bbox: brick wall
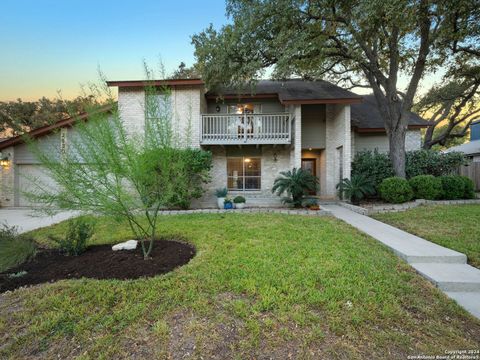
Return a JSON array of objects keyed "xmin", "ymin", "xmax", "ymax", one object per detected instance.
[{"xmin": 0, "ymin": 146, "xmax": 15, "ymax": 207}]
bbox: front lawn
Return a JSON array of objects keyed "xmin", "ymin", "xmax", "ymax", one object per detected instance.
[
  {"xmin": 1, "ymin": 213, "xmax": 479, "ymax": 359},
  {"xmin": 374, "ymin": 204, "xmax": 480, "ymax": 268}
]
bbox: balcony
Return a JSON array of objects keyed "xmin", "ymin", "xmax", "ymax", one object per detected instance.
[{"xmin": 200, "ymin": 113, "xmax": 292, "ymax": 145}]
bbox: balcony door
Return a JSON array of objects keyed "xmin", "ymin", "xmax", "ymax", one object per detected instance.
[
  {"xmin": 227, "ymin": 104, "xmax": 262, "ymax": 138},
  {"xmin": 301, "ymin": 158, "xmax": 317, "ymax": 195}
]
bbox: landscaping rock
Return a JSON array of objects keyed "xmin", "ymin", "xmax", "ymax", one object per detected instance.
[{"xmin": 112, "ymin": 240, "xmax": 138, "ymax": 251}]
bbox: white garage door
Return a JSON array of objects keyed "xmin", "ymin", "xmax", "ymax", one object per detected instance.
[{"xmin": 17, "ymin": 165, "xmax": 58, "ymax": 207}]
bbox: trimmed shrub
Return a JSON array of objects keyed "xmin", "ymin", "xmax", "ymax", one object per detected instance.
[
  {"xmin": 439, "ymin": 175, "xmax": 465, "ymax": 200},
  {"xmin": 351, "ymin": 150, "xmax": 394, "ymax": 191},
  {"xmin": 459, "ymin": 176, "xmax": 476, "ymax": 199},
  {"xmin": 406, "ymin": 150, "xmax": 466, "ymax": 178},
  {"xmin": 379, "ymin": 177, "xmax": 413, "ymax": 203},
  {"xmin": 233, "ymin": 195, "xmax": 246, "ymax": 203},
  {"xmin": 408, "ymin": 175, "xmax": 443, "ymax": 200}
]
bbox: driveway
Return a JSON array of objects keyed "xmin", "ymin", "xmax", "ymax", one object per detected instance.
[{"xmin": 0, "ymin": 209, "xmax": 79, "ymax": 233}]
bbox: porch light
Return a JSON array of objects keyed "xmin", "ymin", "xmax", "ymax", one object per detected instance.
[
  {"xmin": 244, "ymin": 158, "xmax": 251, "ymax": 163},
  {"xmin": 0, "ymin": 154, "xmax": 10, "ymax": 169}
]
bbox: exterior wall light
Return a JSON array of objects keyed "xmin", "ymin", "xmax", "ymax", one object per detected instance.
[{"xmin": 0, "ymin": 152, "xmax": 11, "ymax": 169}]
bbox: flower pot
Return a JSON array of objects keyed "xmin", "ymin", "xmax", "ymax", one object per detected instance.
[
  {"xmin": 217, "ymin": 197, "xmax": 225, "ymax": 209},
  {"xmin": 224, "ymin": 202, "xmax": 233, "ymax": 209},
  {"xmin": 235, "ymin": 202, "xmax": 245, "ymax": 209}
]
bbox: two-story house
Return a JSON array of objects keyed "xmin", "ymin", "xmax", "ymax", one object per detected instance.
[{"xmin": 0, "ymin": 78, "xmax": 428, "ymax": 207}]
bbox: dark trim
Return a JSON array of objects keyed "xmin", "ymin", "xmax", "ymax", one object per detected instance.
[
  {"xmin": 281, "ymin": 98, "xmax": 362, "ymax": 105},
  {"xmin": 107, "ymin": 79, "xmax": 204, "ymax": 87},
  {"xmin": 205, "ymin": 93, "xmax": 279, "ymax": 101},
  {"xmin": 0, "ymin": 105, "xmax": 113, "ymax": 151},
  {"xmin": 354, "ymin": 124, "xmax": 427, "ymax": 133}
]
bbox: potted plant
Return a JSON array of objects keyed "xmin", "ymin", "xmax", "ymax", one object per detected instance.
[
  {"xmin": 233, "ymin": 195, "xmax": 246, "ymax": 209},
  {"xmin": 224, "ymin": 196, "xmax": 233, "ymax": 209},
  {"xmin": 215, "ymin": 188, "xmax": 228, "ymax": 209}
]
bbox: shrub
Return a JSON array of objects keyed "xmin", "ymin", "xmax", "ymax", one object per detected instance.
[
  {"xmin": 233, "ymin": 195, "xmax": 246, "ymax": 203},
  {"xmin": 408, "ymin": 175, "xmax": 442, "ymax": 200},
  {"xmin": 215, "ymin": 188, "xmax": 228, "ymax": 198},
  {"xmin": 352, "ymin": 150, "xmax": 394, "ymax": 191},
  {"xmin": 439, "ymin": 175, "xmax": 465, "ymax": 200},
  {"xmin": 0, "ymin": 224, "xmax": 36, "ymax": 272},
  {"xmin": 302, "ymin": 198, "xmax": 318, "ymax": 208},
  {"xmin": 406, "ymin": 150, "xmax": 466, "ymax": 178},
  {"xmin": 52, "ymin": 217, "xmax": 95, "ymax": 256},
  {"xmin": 336, "ymin": 174, "xmax": 376, "ymax": 205},
  {"xmin": 379, "ymin": 177, "xmax": 413, "ymax": 203},
  {"xmin": 272, "ymin": 168, "xmax": 319, "ymax": 207},
  {"xmin": 459, "ymin": 176, "xmax": 476, "ymax": 199}
]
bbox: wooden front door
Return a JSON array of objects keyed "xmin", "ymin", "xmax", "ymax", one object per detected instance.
[{"xmin": 301, "ymin": 158, "xmax": 317, "ymax": 195}]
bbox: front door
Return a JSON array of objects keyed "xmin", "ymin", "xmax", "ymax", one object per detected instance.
[{"xmin": 301, "ymin": 158, "xmax": 317, "ymax": 195}]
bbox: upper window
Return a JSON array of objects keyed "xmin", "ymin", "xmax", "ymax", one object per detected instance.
[{"xmin": 227, "ymin": 157, "xmax": 261, "ymax": 191}]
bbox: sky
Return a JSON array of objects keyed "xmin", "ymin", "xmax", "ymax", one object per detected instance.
[{"xmin": 0, "ymin": 0, "xmax": 227, "ymax": 101}]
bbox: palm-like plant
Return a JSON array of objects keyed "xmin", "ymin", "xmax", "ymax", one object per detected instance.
[
  {"xmin": 336, "ymin": 174, "xmax": 375, "ymax": 205},
  {"xmin": 272, "ymin": 168, "xmax": 318, "ymax": 207}
]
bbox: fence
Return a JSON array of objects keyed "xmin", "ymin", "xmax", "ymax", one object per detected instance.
[{"xmin": 459, "ymin": 162, "xmax": 480, "ymax": 191}]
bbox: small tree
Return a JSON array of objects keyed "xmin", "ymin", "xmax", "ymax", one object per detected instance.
[
  {"xmin": 272, "ymin": 168, "xmax": 318, "ymax": 207},
  {"xmin": 24, "ymin": 69, "xmax": 212, "ymax": 259}
]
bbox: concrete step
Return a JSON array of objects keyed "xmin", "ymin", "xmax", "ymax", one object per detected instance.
[
  {"xmin": 445, "ymin": 292, "xmax": 480, "ymax": 319},
  {"xmin": 412, "ymin": 263, "xmax": 480, "ymax": 292},
  {"xmin": 322, "ymin": 205, "xmax": 467, "ymax": 264}
]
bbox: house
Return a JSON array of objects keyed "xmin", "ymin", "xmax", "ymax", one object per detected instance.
[
  {"xmin": 0, "ymin": 79, "xmax": 428, "ymax": 208},
  {"xmin": 445, "ymin": 120, "xmax": 480, "ymax": 162}
]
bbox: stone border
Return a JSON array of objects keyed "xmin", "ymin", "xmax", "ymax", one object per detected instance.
[
  {"xmin": 155, "ymin": 207, "xmax": 332, "ymax": 216},
  {"xmin": 338, "ymin": 199, "xmax": 480, "ymax": 215}
]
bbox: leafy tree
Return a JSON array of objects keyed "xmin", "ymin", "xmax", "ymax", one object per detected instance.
[
  {"xmin": 418, "ymin": 65, "xmax": 480, "ymax": 149},
  {"xmin": 193, "ymin": 0, "xmax": 480, "ymax": 177},
  {"xmin": 24, "ymin": 70, "xmax": 212, "ymax": 259},
  {"xmin": 170, "ymin": 62, "xmax": 201, "ymax": 79},
  {"xmin": 272, "ymin": 168, "xmax": 318, "ymax": 207}
]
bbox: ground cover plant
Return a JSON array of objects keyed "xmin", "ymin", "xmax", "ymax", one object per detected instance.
[
  {"xmin": 0, "ymin": 224, "xmax": 36, "ymax": 273},
  {"xmin": 375, "ymin": 205, "xmax": 480, "ymax": 268},
  {"xmin": 0, "ymin": 213, "xmax": 479, "ymax": 359}
]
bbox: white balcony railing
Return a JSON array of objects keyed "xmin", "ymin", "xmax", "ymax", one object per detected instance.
[{"xmin": 200, "ymin": 113, "xmax": 292, "ymax": 145}]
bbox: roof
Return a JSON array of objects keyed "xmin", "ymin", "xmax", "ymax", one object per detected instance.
[
  {"xmin": 106, "ymin": 79, "xmax": 204, "ymax": 87},
  {"xmin": 351, "ymin": 94, "xmax": 429, "ymax": 131},
  {"xmin": 445, "ymin": 140, "xmax": 480, "ymax": 156},
  {"xmin": 206, "ymin": 79, "xmax": 362, "ymax": 104},
  {"xmin": 0, "ymin": 104, "xmax": 113, "ymax": 151}
]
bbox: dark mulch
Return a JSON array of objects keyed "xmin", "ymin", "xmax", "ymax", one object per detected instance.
[{"xmin": 0, "ymin": 239, "xmax": 195, "ymax": 292}]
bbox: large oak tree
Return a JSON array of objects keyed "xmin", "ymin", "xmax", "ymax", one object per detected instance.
[{"xmin": 193, "ymin": 0, "xmax": 480, "ymax": 177}]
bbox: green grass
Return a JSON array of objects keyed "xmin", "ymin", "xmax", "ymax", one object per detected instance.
[
  {"xmin": 0, "ymin": 213, "xmax": 479, "ymax": 359},
  {"xmin": 0, "ymin": 233, "xmax": 36, "ymax": 273},
  {"xmin": 374, "ymin": 204, "xmax": 480, "ymax": 268}
]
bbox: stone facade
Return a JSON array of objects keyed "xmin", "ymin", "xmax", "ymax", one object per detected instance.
[{"xmin": 0, "ymin": 146, "xmax": 15, "ymax": 207}]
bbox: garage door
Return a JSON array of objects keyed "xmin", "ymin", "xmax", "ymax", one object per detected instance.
[{"xmin": 16, "ymin": 165, "xmax": 58, "ymax": 207}]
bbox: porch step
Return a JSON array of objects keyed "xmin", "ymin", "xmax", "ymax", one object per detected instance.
[{"xmin": 412, "ymin": 263, "xmax": 480, "ymax": 292}]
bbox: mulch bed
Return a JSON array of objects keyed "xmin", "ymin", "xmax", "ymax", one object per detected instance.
[{"xmin": 0, "ymin": 239, "xmax": 195, "ymax": 292}]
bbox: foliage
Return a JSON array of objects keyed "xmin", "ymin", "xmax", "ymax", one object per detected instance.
[
  {"xmin": 193, "ymin": 0, "xmax": 480, "ymax": 177},
  {"xmin": 352, "ymin": 150, "xmax": 467, "ymax": 192},
  {"xmin": 439, "ymin": 175, "xmax": 465, "ymax": 200},
  {"xmin": 301, "ymin": 198, "xmax": 318, "ymax": 208},
  {"xmin": 4, "ymin": 214, "xmax": 479, "ymax": 358},
  {"xmin": 23, "ymin": 66, "xmax": 210, "ymax": 259},
  {"xmin": 406, "ymin": 150, "xmax": 466, "ymax": 178},
  {"xmin": 375, "ymin": 205, "xmax": 480, "ymax": 268},
  {"xmin": 379, "ymin": 177, "xmax": 413, "ymax": 204},
  {"xmin": 215, "ymin": 188, "xmax": 228, "ymax": 198},
  {"xmin": 170, "ymin": 62, "xmax": 201, "ymax": 79},
  {"xmin": 336, "ymin": 175, "xmax": 375, "ymax": 205},
  {"xmin": 0, "ymin": 224, "xmax": 36, "ymax": 272},
  {"xmin": 0, "ymin": 95, "xmax": 106, "ymax": 137},
  {"xmin": 233, "ymin": 195, "xmax": 246, "ymax": 203},
  {"xmin": 352, "ymin": 151, "xmax": 394, "ymax": 192},
  {"xmin": 271, "ymin": 168, "xmax": 318, "ymax": 207},
  {"xmin": 51, "ymin": 217, "xmax": 95, "ymax": 256},
  {"xmin": 223, "ymin": 196, "xmax": 233, "ymax": 205},
  {"xmin": 408, "ymin": 175, "xmax": 443, "ymax": 200},
  {"xmin": 459, "ymin": 176, "xmax": 476, "ymax": 199}
]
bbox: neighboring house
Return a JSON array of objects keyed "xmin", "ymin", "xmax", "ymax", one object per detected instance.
[
  {"xmin": 445, "ymin": 120, "xmax": 480, "ymax": 162},
  {"xmin": 0, "ymin": 79, "xmax": 428, "ymax": 208}
]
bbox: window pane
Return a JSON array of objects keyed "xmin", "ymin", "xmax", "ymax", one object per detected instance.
[
  {"xmin": 245, "ymin": 177, "xmax": 260, "ymax": 190},
  {"xmin": 228, "ymin": 177, "xmax": 243, "ymax": 190},
  {"xmin": 227, "ymin": 158, "xmax": 243, "ymax": 177},
  {"xmin": 244, "ymin": 158, "xmax": 261, "ymax": 176},
  {"xmin": 227, "ymin": 157, "xmax": 261, "ymax": 190}
]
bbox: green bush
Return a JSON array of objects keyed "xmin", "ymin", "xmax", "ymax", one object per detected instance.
[
  {"xmin": 215, "ymin": 188, "xmax": 228, "ymax": 198},
  {"xmin": 233, "ymin": 195, "xmax": 246, "ymax": 203},
  {"xmin": 459, "ymin": 176, "xmax": 476, "ymax": 199},
  {"xmin": 52, "ymin": 217, "xmax": 95, "ymax": 256},
  {"xmin": 336, "ymin": 174, "xmax": 376, "ymax": 205},
  {"xmin": 352, "ymin": 150, "xmax": 394, "ymax": 191},
  {"xmin": 406, "ymin": 150, "xmax": 466, "ymax": 178},
  {"xmin": 379, "ymin": 177, "xmax": 414, "ymax": 203},
  {"xmin": 439, "ymin": 175, "xmax": 465, "ymax": 200},
  {"xmin": 408, "ymin": 175, "xmax": 443, "ymax": 200},
  {"xmin": 272, "ymin": 168, "xmax": 319, "ymax": 207},
  {"xmin": 0, "ymin": 224, "xmax": 36, "ymax": 272}
]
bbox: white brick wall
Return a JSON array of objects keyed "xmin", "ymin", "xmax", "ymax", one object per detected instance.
[{"xmin": 352, "ymin": 129, "xmax": 423, "ymax": 156}]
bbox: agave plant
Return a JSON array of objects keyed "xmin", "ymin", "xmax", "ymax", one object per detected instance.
[
  {"xmin": 336, "ymin": 174, "xmax": 375, "ymax": 205},
  {"xmin": 272, "ymin": 168, "xmax": 318, "ymax": 207}
]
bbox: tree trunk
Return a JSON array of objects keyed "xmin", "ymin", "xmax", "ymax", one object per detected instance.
[
  {"xmin": 388, "ymin": 127, "xmax": 407, "ymax": 178},
  {"xmin": 423, "ymin": 125, "xmax": 435, "ymax": 149}
]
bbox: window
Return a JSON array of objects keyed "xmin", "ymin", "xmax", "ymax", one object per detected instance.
[{"xmin": 227, "ymin": 157, "xmax": 261, "ymax": 190}]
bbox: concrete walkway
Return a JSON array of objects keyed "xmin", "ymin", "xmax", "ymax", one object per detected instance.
[
  {"xmin": 0, "ymin": 209, "xmax": 78, "ymax": 233},
  {"xmin": 322, "ymin": 204, "xmax": 480, "ymax": 319}
]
